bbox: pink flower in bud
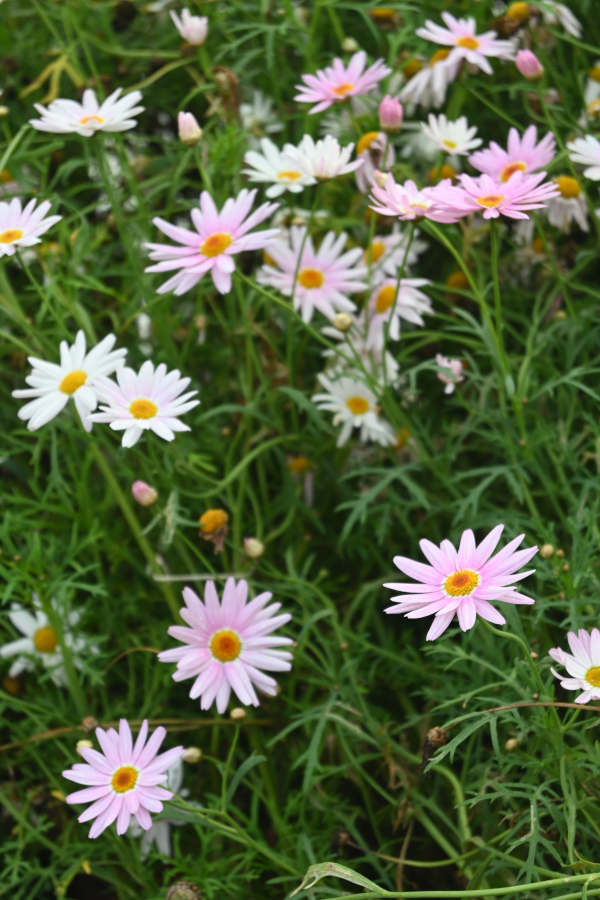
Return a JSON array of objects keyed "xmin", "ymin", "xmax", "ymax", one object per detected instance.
[
  {"xmin": 435, "ymin": 354, "xmax": 464, "ymax": 394},
  {"xmin": 131, "ymin": 480, "xmax": 158, "ymax": 507},
  {"xmin": 515, "ymin": 50, "xmax": 544, "ymax": 80},
  {"xmin": 170, "ymin": 9, "xmax": 208, "ymax": 45},
  {"xmin": 378, "ymin": 94, "xmax": 403, "ymax": 131},
  {"xmin": 178, "ymin": 111, "xmax": 202, "ymax": 145}
]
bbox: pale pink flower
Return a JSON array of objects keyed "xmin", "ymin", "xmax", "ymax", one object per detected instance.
[
  {"xmin": 384, "ymin": 524, "xmax": 538, "ymax": 641},
  {"xmin": 63, "ymin": 719, "xmax": 183, "ymax": 839},
  {"xmin": 469, "ymin": 126, "xmax": 556, "ymax": 183},
  {"xmin": 369, "ymin": 175, "xmax": 462, "ymax": 223},
  {"xmin": 131, "ymin": 481, "xmax": 158, "ymax": 507},
  {"xmin": 378, "ymin": 94, "xmax": 403, "ymax": 130},
  {"xmin": 89, "ymin": 361, "xmax": 199, "ymax": 448},
  {"xmin": 295, "ymin": 50, "xmax": 391, "ymax": 114},
  {"xmin": 433, "ymin": 171, "xmax": 559, "ymax": 220},
  {"xmin": 177, "ymin": 111, "xmax": 202, "ymax": 145},
  {"xmin": 436, "ymin": 353, "xmax": 464, "ymax": 394},
  {"xmin": 366, "ymin": 278, "xmax": 433, "ymax": 350},
  {"xmin": 549, "ymin": 629, "xmax": 600, "ymax": 704},
  {"xmin": 0, "ymin": 197, "xmax": 61, "ymax": 256},
  {"xmin": 145, "ymin": 189, "xmax": 279, "ymax": 295},
  {"xmin": 515, "ymin": 50, "xmax": 544, "ymax": 80},
  {"xmin": 416, "ymin": 12, "xmax": 515, "ymax": 75},
  {"xmin": 170, "ymin": 9, "xmax": 208, "ymax": 45},
  {"xmin": 158, "ymin": 578, "xmax": 293, "ymax": 713},
  {"xmin": 257, "ymin": 226, "xmax": 367, "ymax": 323}
]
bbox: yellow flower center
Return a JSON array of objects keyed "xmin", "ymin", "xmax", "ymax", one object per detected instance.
[
  {"xmin": 210, "ymin": 629, "xmax": 242, "ymax": 662},
  {"xmin": 111, "ymin": 765, "xmax": 138, "ymax": 794},
  {"xmin": 80, "ymin": 115, "xmax": 104, "ymax": 125},
  {"xmin": 442, "ymin": 139, "xmax": 457, "ymax": 150},
  {"xmin": 364, "ymin": 240, "xmax": 386, "ymax": 264},
  {"xmin": 500, "ymin": 161, "xmax": 527, "ymax": 182},
  {"xmin": 0, "ymin": 168, "xmax": 13, "ymax": 183},
  {"xmin": 531, "ymin": 236, "xmax": 545, "ymax": 254},
  {"xmin": 0, "ymin": 228, "xmax": 24, "ymax": 244},
  {"xmin": 429, "ymin": 49, "xmax": 451, "ymax": 66},
  {"xmin": 428, "ymin": 163, "xmax": 457, "ymax": 184},
  {"xmin": 446, "ymin": 270, "xmax": 469, "ymax": 290},
  {"xmin": 33, "ymin": 626, "xmax": 58, "ymax": 653},
  {"xmin": 444, "ymin": 569, "xmax": 480, "ymax": 596},
  {"xmin": 585, "ymin": 666, "xmax": 600, "ymax": 688},
  {"xmin": 298, "ymin": 267, "xmax": 324, "ymax": 289},
  {"xmin": 371, "ymin": 7, "xmax": 396, "ymax": 17},
  {"xmin": 554, "ymin": 175, "xmax": 581, "ymax": 198},
  {"xmin": 476, "ymin": 194, "xmax": 504, "ymax": 208},
  {"xmin": 403, "ymin": 59, "xmax": 423, "ymax": 78},
  {"xmin": 287, "ymin": 455, "xmax": 310, "ymax": 474},
  {"xmin": 59, "ymin": 369, "xmax": 87, "ymax": 394},
  {"xmin": 346, "ymin": 395, "xmax": 370, "ymax": 415},
  {"xmin": 588, "ymin": 65, "xmax": 600, "ymax": 82},
  {"xmin": 198, "ymin": 508, "xmax": 229, "ymax": 533},
  {"xmin": 395, "ymin": 427, "xmax": 411, "ymax": 449},
  {"xmin": 506, "ymin": 1, "xmax": 531, "ymax": 20},
  {"xmin": 375, "ymin": 284, "xmax": 396, "ymax": 314},
  {"xmin": 200, "ymin": 232, "xmax": 232, "ymax": 257},
  {"xmin": 409, "ymin": 201, "xmax": 429, "ymax": 210},
  {"xmin": 332, "ymin": 82, "xmax": 354, "ymax": 97},
  {"xmin": 356, "ymin": 131, "xmax": 381, "ymax": 155},
  {"xmin": 277, "ymin": 170, "xmax": 302, "ymax": 181},
  {"xmin": 587, "ymin": 99, "xmax": 600, "ymax": 115},
  {"xmin": 129, "ymin": 398, "xmax": 158, "ymax": 419},
  {"xmin": 457, "ymin": 36, "xmax": 479, "ymax": 50}
]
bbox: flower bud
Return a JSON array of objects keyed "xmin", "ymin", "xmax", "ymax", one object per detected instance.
[
  {"xmin": 539, "ymin": 543, "xmax": 554, "ymax": 558},
  {"xmin": 230, "ymin": 707, "xmax": 246, "ymax": 720},
  {"xmin": 331, "ymin": 312, "xmax": 353, "ymax": 332},
  {"xmin": 198, "ymin": 508, "xmax": 228, "ymax": 534},
  {"xmin": 178, "ymin": 111, "xmax": 203, "ymax": 145},
  {"xmin": 515, "ymin": 50, "xmax": 544, "ymax": 80},
  {"xmin": 131, "ymin": 480, "xmax": 158, "ymax": 507},
  {"xmin": 505, "ymin": 738, "xmax": 519, "ymax": 751},
  {"xmin": 77, "ymin": 739, "xmax": 94, "ymax": 756},
  {"xmin": 378, "ymin": 94, "xmax": 403, "ymax": 131},
  {"xmin": 243, "ymin": 537, "xmax": 265, "ymax": 559},
  {"xmin": 170, "ymin": 10, "xmax": 208, "ymax": 45},
  {"xmin": 341, "ymin": 37, "xmax": 359, "ymax": 53},
  {"xmin": 182, "ymin": 746, "xmax": 202, "ymax": 763},
  {"xmin": 166, "ymin": 883, "xmax": 202, "ymax": 900}
]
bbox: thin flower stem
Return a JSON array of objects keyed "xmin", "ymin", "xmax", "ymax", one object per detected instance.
[{"xmin": 220, "ymin": 724, "xmax": 240, "ymax": 812}]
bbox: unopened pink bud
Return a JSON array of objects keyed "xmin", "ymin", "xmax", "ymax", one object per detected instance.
[
  {"xmin": 515, "ymin": 50, "xmax": 544, "ymax": 80},
  {"xmin": 178, "ymin": 111, "xmax": 203, "ymax": 145},
  {"xmin": 378, "ymin": 94, "xmax": 403, "ymax": 131},
  {"xmin": 170, "ymin": 9, "xmax": 208, "ymax": 45},
  {"xmin": 131, "ymin": 481, "xmax": 158, "ymax": 507}
]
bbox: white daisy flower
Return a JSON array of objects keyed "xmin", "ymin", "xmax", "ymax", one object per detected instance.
[
  {"xmin": 0, "ymin": 197, "xmax": 61, "ymax": 256},
  {"xmin": 354, "ymin": 131, "xmax": 395, "ymax": 194},
  {"xmin": 88, "ymin": 360, "xmax": 200, "ymax": 448},
  {"xmin": 421, "ymin": 113, "xmax": 482, "ymax": 156},
  {"xmin": 30, "ymin": 88, "xmax": 144, "ymax": 136},
  {"xmin": 567, "ymin": 135, "xmax": 600, "ymax": 181},
  {"xmin": 284, "ymin": 134, "xmax": 363, "ymax": 180},
  {"xmin": 550, "ymin": 628, "xmax": 600, "ymax": 703},
  {"xmin": 400, "ymin": 51, "xmax": 461, "ymax": 110},
  {"xmin": 321, "ymin": 310, "xmax": 402, "ymax": 388},
  {"xmin": 366, "ymin": 278, "xmax": 433, "ymax": 351},
  {"xmin": 0, "ymin": 594, "xmax": 92, "ymax": 685},
  {"xmin": 546, "ymin": 175, "xmax": 588, "ymax": 232},
  {"xmin": 12, "ymin": 331, "xmax": 127, "ymax": 432},
  {"xmin": 240, "ymin": 91, "xmax": 283, "ymax": 148},
  {"xmin": 312, "ymin": 373, "xmax": 395, "ymax": 447},
  {"xmin": 128, "ymin": 758, "xmax": 190, "ymax": 855},
  {"xmin": 242, "ymin": 137, "xmax": 316, "ymax": 198},
  {"xmin": 583, "ymin": 65, "xmax": 600, "ymax": 122},
  {"xmin": 363, "ymin": 228, "xmax": 428, "ymax": 284},
  {"xmin": 538, "ymin": 1, "xmax": 581, "ymax": 37}
]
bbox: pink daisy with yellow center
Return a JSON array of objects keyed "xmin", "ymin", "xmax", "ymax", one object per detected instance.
[
  {"xmin": 295, "ymin": 50, "xmax": 391, "ymax": 114},
  {"xmin": 469, "ymin": 126, "xmax": 556, "ymax": 183}
]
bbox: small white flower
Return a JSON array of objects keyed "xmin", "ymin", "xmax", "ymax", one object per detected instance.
[
  {"xmin": 88, "ymin": 360, "xmax": 200, "ymax": 448},
  {"xmin": 539, "ymin": 1, "xmax": 581, "ymax": 37},
  {"xmin": 366, "ymin": 279, "xmax": 433, "ymax": 351},
  {"xmin": 0, "ymin": 595, "xmax": 92, "ymax": 685},
  {"xmin": 435, "ymin": 353, "xmax": 464, "ymax": 394},
  {"xmin": 312, "ymin": 373, "xmax": 395, "ymax": 447},
  {"xmin": 546, "ymin": 177, "xmax": 588, "ymax": 232},
  {"xmin": 363, "ymin": 228, "xmax": 428, "ymax": 284},
  {"xmin": 240, "ymin": 91, "xmax": 283, "ymax": 147},
  {"xmin": 421, "ymin": 113, "xmax": 481, "ymax": 156},
  {"xmin": 12, "ymin": 331, "xmax": 127, "ymax": 432},
  {"xmin": 0, "ymin": 197, "xmax": 61, "ymax": 256},
  {"xmin": 170, "ymin": 8, "xmax": 208, "ymax": 44},
  {"xmin": 284, "ymin": 134, "xmax": 363, "ymax": 180},
  {"xmin": 243, "ymin": 137, "xmax": 316, "ymax": 198},
  {"xmin": 30, "ymin": 88, "xmax": 144, "ymax": 136},
  {"xmin": 400, "ymin": 54, "xmax": 461, "ymax": 110},
  {"xmin": 567, "ymin": 135, "xmax": 600, "ymax": 181}
]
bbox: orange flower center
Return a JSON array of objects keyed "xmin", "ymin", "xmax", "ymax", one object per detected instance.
[
  {"xmin": 356, "ymin": 131, "xmax": 381, "ymax": 155},
  {"xmin": 429, "ymin": 49, "xmax": 451, "ymax": 66},
  {"xmin": 364, "ymin": 240, "xmax": 386, "ymax": 264},
  {"xmin": 0, "ymin": 169, "xmax": 13, "ymax": 183},
  {"xmin": 476, "ymin": 194, "xmax": 504, "ymax": 208},
  {"xmin": 375, "ymin": 284, "xmax": 396, "ymax": 314},
  {"xmin": 277, "ymin": 170, "xmax": 302, "ymax": 180},
  {"xmin": 588, "ymin": 65, "xmax": 600, "ymax": 83},
  {"xmin": 585, "ymin": 666, "xmax": 600, "ymax": 688},
  {"xmin": 446, "ymin": 270, "xmax": 469, "ymax": 290},
  {"xmin": 298, "ymin": 267, "xmax": 324, "ymax": 289},
  {"xmin": 80, "ymin": 115, "xmax": 104, "ymax": 125},
  {"xmin": 210, "ymin": 629, "xmax": 241, "ymax": 662},
  {"xmin": 60, "ymin": 370, "xmax": 87, "ymax": 394},
  {"xmin": 332, "ymin": 82, "xmax": 354, "ymax": 97},
  {"xmin": 0, "ymin": 228, "xmax": 23, "ymax": 244},
  {"xmin": 444, "ymin": 569, "xmax": 479, "ymax": 596},
  {"xmin": 457, "ymin": 36, "xmax": 479, "ymax": 50},
  {"xmin": 198, "ymin": 508, "xmax": 229, "ymax": 533},
  {"xmin": 111, "ymin": 765, "xmax": 138, "ymax": 793},
  {"xmin": 200, "ymin": 232, "xmax": 232, "ymax": 257},
  {"xmin": 129, "ymin": 398, "xmax": 158, "ymax": 419},
  {"xmin": 346, "ymin": 395, "xmax": 370, "ymax": 415},
  {"xmin": 554, "ymin": 175, "xmax": 580, "ymax": 198},
  {"xmin": 33, "ymin": 626, "xmax": 58, "ymax": 653},
  {"xmin": 500, "ymin": 161, "xmax": 527, "ymax": 182},
  {"xmin": 287, "ymin": 455, "xmax": 310, "ymax": 474}
]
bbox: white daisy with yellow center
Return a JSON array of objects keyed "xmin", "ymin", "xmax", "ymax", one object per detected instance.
[
  {"xmin": 12, "ymin": 330, "xmax": 127, "ymax": 432},
  {"xmin": 421, "ymin": 113, "xmax": 482, "ymax": 157},
  {"xmin": 312, "ymin": 373, "xmax": 396, "ymax": 447},
  {"xmin": 0, "ymin": 197, "xmax": 62, "ymax": 258},
  {"xmin": 243, "ymin": 137, "xmax": 316, "ymax": 198},
  {"xmin": 30, "ymin": 87, "xmax": 144, "ymax": 137},
  {"xmin": 546, "ymin": 175, "xmax": 589, "ymax": 233}
]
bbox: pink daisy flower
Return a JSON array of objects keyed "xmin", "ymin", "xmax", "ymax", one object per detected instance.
[
  {"xmin": 257, "ymin": 226, "xmax": 367, "ymax": 323},
  {"xmin": 433, "ymin": 171, "xmax": 559, "ymax": 221},
  {"xmin": 549, "ymin": 629, "xmax": 600, "ymax": 704},
  {"xmin": 384, "ymin": 524, "xmax": 538, "ymax": 641},
  {"xmin": 469, "ymin": 126, "xmax": 556, "ymax": 183},
  {"xmin": 158, "ymin": 578, "xmax": 293, "ymax": 713},
  {"xmin": 417, "ymin": 12, "xmax": 515, "ymax": 75},
  {"xmin": 145, "ymin": 189, "xmax": 279, "ymax": 296},
  {"xmin": 0, "ymin": 197, "xmax": 61, "ymax": 256},
  {"xmin": 295, "ymin": 50, "xmax": 391, "ymax": 114},
  {"xmin": 63, "ymin": 719, "xmax": 183, "ymax": 839},
  {"xmin": 88, "ymin": 361, "xmax": 199, "ymax": 448},
  {"xmin": 369, "ymin": 175, "xmax": 462, "ymax": 223}
]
